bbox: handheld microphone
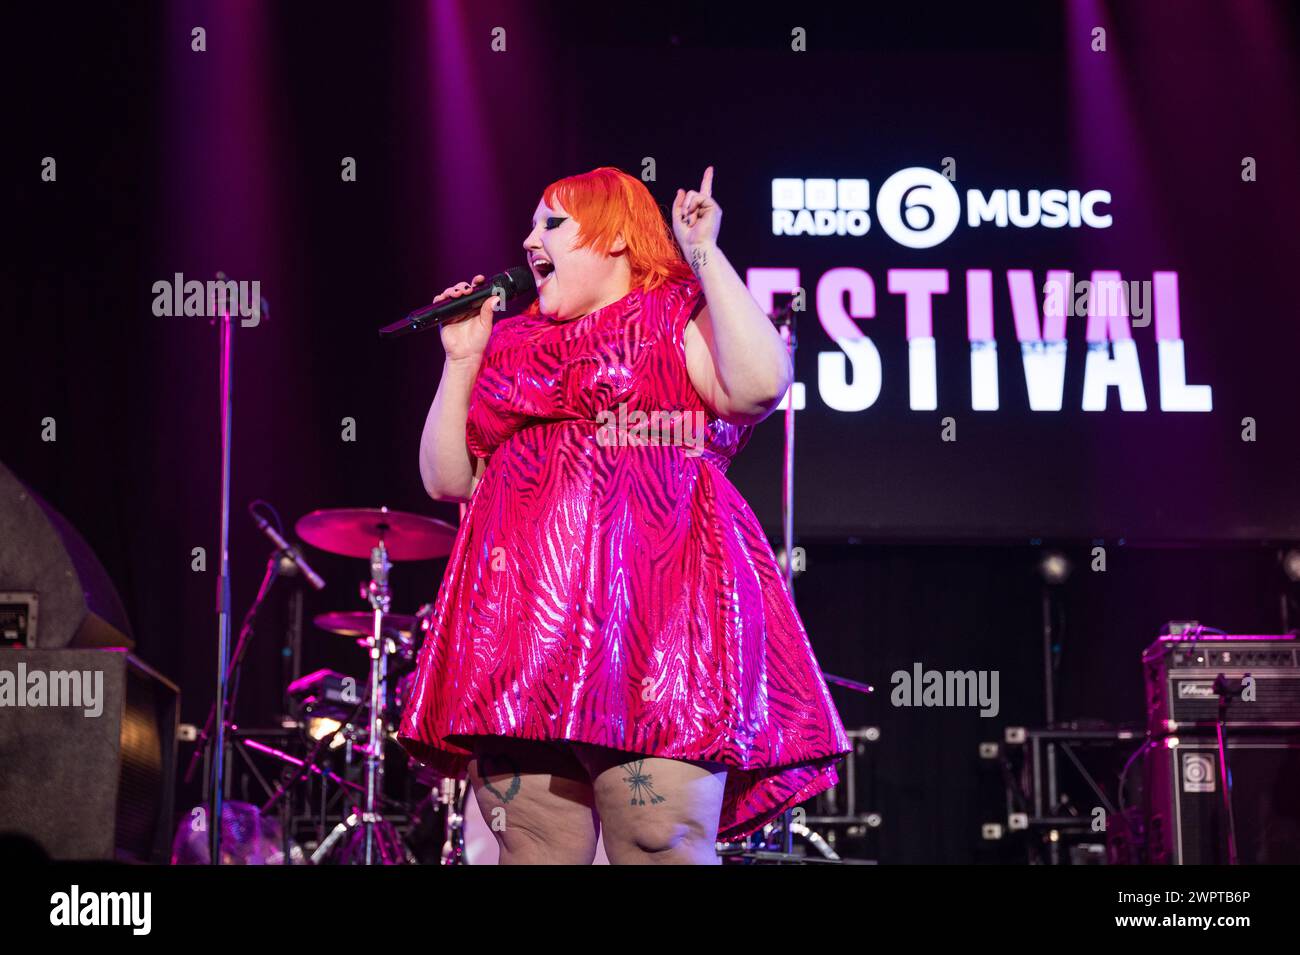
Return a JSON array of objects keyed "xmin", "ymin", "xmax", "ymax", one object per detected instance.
[{"xmin": 379, "ymin": 266, "xmax": 536, "ymax": 340}]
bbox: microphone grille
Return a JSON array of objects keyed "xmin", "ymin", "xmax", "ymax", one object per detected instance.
[{"xmin": 498, "ymin": 265, "xmax": 536, "ymax": 299}]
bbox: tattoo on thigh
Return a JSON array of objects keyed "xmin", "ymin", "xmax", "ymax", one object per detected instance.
[
  {"xmin": 621, "ymin": 760, "xmax": 667, "ymax": 806},
  {"xmin": 478, "ymin": 751, "xmax": 521, "ymax": 803}
]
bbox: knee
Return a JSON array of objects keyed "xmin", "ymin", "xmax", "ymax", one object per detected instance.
[
  {"xmin": 620, "ymin": 816, "xmax": 715, "ymax": 861},
  {"xmin": 631, "ymin": 818, "xmax": 691, "ymax": 854}
]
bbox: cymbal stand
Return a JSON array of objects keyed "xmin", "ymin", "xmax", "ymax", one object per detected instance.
[
  {"xmin": 439, "ymin": 777, "xmax": 469, "ymax": 865},
  {"xmin": 361, "ymin": 539, "xmax": 393, "ymax": 865}
]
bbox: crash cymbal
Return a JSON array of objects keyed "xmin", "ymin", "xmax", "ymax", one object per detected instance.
[
  {"xmin": 296, "ymin": 506, "xmax": 456, "ymax": 560},
  {"xmin": 314, "ymin": 611, "xmax": 420, "ymax": 641}
]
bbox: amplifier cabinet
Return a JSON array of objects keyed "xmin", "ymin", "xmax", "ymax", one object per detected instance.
[
  {"xmin": 1143, "ymin": 636, "xmax": 1300, "ymax": 732},
  {"xmin": 1144, "ymin": 736, "xmax": 1300, "ymax": 864},
  {"xmin": 1142, "ymin": 635, "xmax": 1300, "ymax": 864},
  {"xmin": 0, "ymin": 649, "xmax": 179, "ymax": 862}
]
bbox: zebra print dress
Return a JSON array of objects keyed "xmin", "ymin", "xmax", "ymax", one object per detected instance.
[{"xmin": 396, "ymin": 276, "xmax": 849, "ymax": 841}]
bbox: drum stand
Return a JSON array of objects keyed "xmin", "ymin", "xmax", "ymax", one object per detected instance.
[
  {"xmin": 291, "ymin": 507, "xmax": 458, "ymax": 864},
  {"xmin": 361, "ymin": 539, "xmax": 395, "ymax": 864},
  {"xmin": 307, "ymin": 538, "xmax": 403, "ymax": 864},
  {"xmin": 438, "ymin": 508, "xmax": 473, "ymax": 866},
  {"xmin": 438, "ymin": 777, "xmax": 469, "ymax": 865}
]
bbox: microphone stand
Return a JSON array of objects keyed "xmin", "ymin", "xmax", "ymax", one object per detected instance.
[
  {"xmin": 185, "ymin": 552, "xmax": 285, "ymax": 787},
  {"xmin": 202, "ymin": 275, "xmax": 273, "ymax": 864},
  {"xmin": 209, "ymin": 275, "xmax": 236, "ymax": 865},
  {"xmin": 1212, "ymin": 674, "xmax": 1242, "ymax": 864},
  {"xmin": 745, "ymin": 300, "xmax": 874, "ymax": 865},
  {"xmin": 774, "ymin": 304, "xmax": 798, "ymax": 859}
]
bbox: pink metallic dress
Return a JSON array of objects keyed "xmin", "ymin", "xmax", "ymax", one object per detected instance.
[{"xmin": 397, "ymin": 276, "xmax": 850, "ymax": 841}]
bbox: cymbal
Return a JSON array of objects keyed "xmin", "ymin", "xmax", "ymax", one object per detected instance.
[
  {"xmin": 296, "ymin": 506, "xmax": 457, "ymax": 560},
  {"xmin": 313, "ymin": 611, "xmax": 421, "ymax": 641}
]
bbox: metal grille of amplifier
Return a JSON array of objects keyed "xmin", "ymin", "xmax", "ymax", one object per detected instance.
[{"xmin": 1143, "ymin": 635, "xmax": 1300, "ymax": 733}]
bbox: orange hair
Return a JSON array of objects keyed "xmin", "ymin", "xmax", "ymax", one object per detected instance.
[{"xmin": 521, "ymin": 166, "xmax": 693, "ymax": 316}]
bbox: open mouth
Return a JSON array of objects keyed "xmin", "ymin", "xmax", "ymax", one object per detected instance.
[{"xmin": 533, "ymin": 259, "xmax": 555, "ymax": 288}]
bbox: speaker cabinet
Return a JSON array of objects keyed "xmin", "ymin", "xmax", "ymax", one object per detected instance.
[
  {"xmin": 0, "ymin": 649, "xmax": 179, "ymax": 862},
  {"xmin": 1144, "ymin": 735, "xmax": 1300, "ymax": 864}
]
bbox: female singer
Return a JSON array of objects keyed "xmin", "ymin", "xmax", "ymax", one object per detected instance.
[{"xmin": 398, "ymin": 165, "xmax": 848, "ymax": 864}]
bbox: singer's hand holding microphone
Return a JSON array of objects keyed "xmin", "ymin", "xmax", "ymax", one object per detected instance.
[
  {"xmin": 378, "ymin": 265, "xmax": 534, "ymax": 345},
  {"xmin": 385, "ymin": 264, "xmax": 538, "ymax": 498},
  {"xmin": 435, "ymin": 274, "xmax": 496, "ymax": 363}
]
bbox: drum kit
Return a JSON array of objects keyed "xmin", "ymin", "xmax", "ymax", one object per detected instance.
[
  {"xmin": 267, "ymin": 505, "xmax": 614, "ymax": 864},
  {"xmin": 191, "ymin": 504, "xmax": 502, "ymax": 865}
]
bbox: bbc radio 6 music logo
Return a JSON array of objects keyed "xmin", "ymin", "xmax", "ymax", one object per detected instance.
[{"xmin": 771, "ymin": 167, "xmax": 1112, "ymax": 248}]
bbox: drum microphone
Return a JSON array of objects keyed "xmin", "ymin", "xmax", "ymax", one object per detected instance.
[
  {"xmin": 248, "ymin": 505, "xmax": 327, "ymax": 591},
  {"xmin": 379, "ymin": 266, "xmax": 537, "ymax": 340}
]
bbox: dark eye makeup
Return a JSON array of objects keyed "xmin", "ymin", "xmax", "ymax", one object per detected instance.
[{"xmin": 539, "ymin": 216, "xmax": 567, "ymax": 230}]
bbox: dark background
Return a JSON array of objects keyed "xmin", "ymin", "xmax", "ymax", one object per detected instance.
[{"xmin": 4, "ymin": 0, "xmax": 1298, "ymax": 862}]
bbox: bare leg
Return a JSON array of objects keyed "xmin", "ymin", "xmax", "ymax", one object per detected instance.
[
  {"xmin": 466, "ymin": 736, "xmax": 600, "ymax": 864},
  {"xmin": 572, "ymin": 742, "xmax": 727, "ymax": 865}
]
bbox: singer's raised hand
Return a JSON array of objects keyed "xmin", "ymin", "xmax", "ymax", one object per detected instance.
[{"xmin": 436, "ymin": 274, "xmax": 497, "ymax": 363}]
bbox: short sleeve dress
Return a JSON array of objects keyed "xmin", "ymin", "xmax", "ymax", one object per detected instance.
[{"xmin": 396, "ymin": 276, "xmax": 850, "ymax": 842}]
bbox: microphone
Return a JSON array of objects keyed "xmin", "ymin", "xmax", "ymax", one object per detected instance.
[
  {"xmin": 248, "ymin": 506, "xmax": 327, "ymax": 591},
  {"xmin": 379, "ymin": 266, "xmax": 536, "ymax": 340}
]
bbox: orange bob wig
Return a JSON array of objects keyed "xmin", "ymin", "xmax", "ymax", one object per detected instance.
[{"xmin": 521, "ymin": 166, "xmax": 693, "ymax": 317}]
